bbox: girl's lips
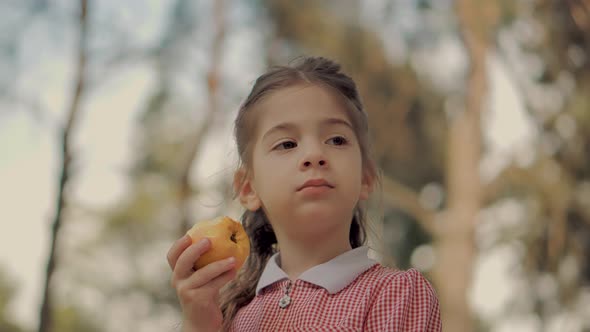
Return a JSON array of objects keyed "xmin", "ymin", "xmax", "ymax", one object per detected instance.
[
  {"xmin": 297, "ymin": 178, "xmax": 334, "ymax": 191},
  {"xmin": 299, "ymin": 185, "xmax": 333, "ymax": 195}
]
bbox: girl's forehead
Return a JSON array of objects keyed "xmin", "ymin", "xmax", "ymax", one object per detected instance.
[{"xmin": 254, "ymin": 84, "xmax": 351, "ymax": 126}]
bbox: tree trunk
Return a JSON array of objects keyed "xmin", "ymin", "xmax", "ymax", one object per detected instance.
[
  {"xmin": 38, "ymin": 1, "xmax": 88, "ymax": 332},
  {"xmin": 429, "ymin": 0, "xmax": 494, "ymax": 331},
  {"xmin": 432, "ymin": 110, "xmax": 482, "ymax": 332}
]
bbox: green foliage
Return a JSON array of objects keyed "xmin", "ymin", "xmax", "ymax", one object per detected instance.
[
  {"xmin": 0, "ymin": 320, "xmax": 27, "ymax": 332},
  {"xmin": 54, "ymin": 306, "xmax": 103, "ymax": 332},
  {"xmin": 386, "ymin": 211, "xmax": 433, "ymax": 269},
  {"xmin": 0, "ymin": 266, "xmax": 27, "ymax": 332},
  {"xmin": 483, "ymin": 0, "xmax": 590, "ymax": 323},
  {"xmin": 0, "ymin": 267, "xmax": 17, "ymax": 311}
]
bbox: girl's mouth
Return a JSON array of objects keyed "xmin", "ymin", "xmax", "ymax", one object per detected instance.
[{"xmin": 297, "ymin": 178, "xmax": 334, "ymax": 191}]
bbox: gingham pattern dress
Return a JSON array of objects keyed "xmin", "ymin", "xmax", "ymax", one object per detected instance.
[{"xmin": 230, "ymin": 247, "xmax": 442, "ymax": 331}]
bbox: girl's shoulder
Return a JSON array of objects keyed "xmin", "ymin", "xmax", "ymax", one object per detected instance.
[
  {"xmin": 359, "ymin": 264, "xmax": 438, "ymax": 296},
  {"xmin": 358, "ymin": 266, "xmax": 442, "ymax": 331},
  {"xmin": 362, "ymin": 263, "xmax": 428, "ymax": 280}
]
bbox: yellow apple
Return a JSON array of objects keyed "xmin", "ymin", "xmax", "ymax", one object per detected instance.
[{"xmin": 186, "ymin": 216, "xmax": 250, "ymax": 271}]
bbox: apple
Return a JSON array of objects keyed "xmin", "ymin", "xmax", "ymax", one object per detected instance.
[{"xmin": 186, "ymin": 216, "xmax": 250, "ymax": 271}]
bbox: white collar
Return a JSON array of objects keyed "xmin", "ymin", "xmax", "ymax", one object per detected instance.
[{"xmin": 256, "ymin": 246, "xmax": 378, "ymax": 295}]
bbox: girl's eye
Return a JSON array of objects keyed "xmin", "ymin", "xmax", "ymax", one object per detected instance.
[
  {"xmin": 327, "ymin": 136, "xmax": 348, "ymax": 146},
  {"xmin": 275, "ymin": 141, "xmax": 297, "ymax": 150}
]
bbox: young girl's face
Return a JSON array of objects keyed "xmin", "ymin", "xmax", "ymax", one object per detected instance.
[{"xmin": 238, "ymin": 84, "xmax": 372, "ymax": 241}]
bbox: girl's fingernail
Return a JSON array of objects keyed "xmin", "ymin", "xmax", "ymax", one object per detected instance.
[
  {"xmin": 226, "ymin": 257, "xmax": 235, "ymax": 265},
  {"xmin": 197, "ymin": 238, "xmax": 209, "ymax": 247}
]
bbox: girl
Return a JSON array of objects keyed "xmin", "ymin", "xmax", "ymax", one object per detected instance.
[{"xmin": 167, "ymin": 56, "xmax": 442, "ymax": 331}]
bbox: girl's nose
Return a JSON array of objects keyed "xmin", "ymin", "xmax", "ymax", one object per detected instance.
[
  {"xmin": 303, "ymin": 159, "xmax": 326, "ymax": 167},
  {"xmin": 300, "ymin": 148, "xmax": 328, "ymax": 169}
]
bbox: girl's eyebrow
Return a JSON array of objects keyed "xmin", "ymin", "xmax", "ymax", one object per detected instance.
[
  {"xmin": 262, "ymin": 117, "xmax": 353, "ymax": 142},
  {"xmin": 261, "ymin": 123, "xmax": 297, "ymax": 142},
  {"xmin": 321, "ymin": 117, "xmax": 354, "ymax": 131}
]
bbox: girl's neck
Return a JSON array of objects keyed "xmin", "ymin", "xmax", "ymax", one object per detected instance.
[{"xmin": 277, "ymin": 238, "xmax": 353, "ymax": 280}]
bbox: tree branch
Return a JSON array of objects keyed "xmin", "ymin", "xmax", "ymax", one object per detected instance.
[
  {"xmin": 38, "ymin": 1, "xmax": 88, "ymax": 332},
  {"xmin": 380, "ymin": 175, "xmax": 437, "ymax": 235},
  {"xmin": 177, "ymin": 0, "xmax": 227, "ymax": 235}
]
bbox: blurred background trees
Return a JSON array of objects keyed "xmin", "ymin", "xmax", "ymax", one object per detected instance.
[
  {"xmin": 0, "ymin": 0, "xmax": 588, "ymax": 331},
  {"xmin": 0, "ymin": 266, "xmax": 27, "ymax": 332}
]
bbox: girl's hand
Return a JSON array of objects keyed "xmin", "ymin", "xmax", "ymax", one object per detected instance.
[{"xmin": 167, "ymin": 235, "xmax": 237, "ymax": 332}]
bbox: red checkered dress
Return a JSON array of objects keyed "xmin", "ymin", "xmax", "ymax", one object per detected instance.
[{"xmin": 229, "ymin": 247, "xmax": 442, "ymax": 331}]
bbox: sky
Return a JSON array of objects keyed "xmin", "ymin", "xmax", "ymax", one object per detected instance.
[{"xmin": 1, "ymin": 1, "xmax": 573, "ymax": 331}]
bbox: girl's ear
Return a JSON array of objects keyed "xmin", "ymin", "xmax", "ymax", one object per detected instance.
[
  {"xmin": 233, "ymin": 168, "xmax": 262, "ymax": 211},
  {"xmin": 359, "ymin": 169, "xmax": 375, "ymax": 201}
]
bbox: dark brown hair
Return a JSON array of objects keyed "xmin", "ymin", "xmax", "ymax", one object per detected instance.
[{"xmin": 219, "ymin": 56, "xmax": 378, "ymax": 330}]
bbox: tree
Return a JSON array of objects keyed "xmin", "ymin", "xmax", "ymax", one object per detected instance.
[
  {"xmin": 0, "ymin": 266, "xmax": 28, "ymax": 332},
  {"xmin": 50, "ymin": 0, "xmax": 236, "ymax": 330},
  {"xmin": 428, "ymin": 1, "xmax": 499, "ymax": 330},
  {"xmin": 485, "ymin": 0, "xmax": 590, "ymax": 327},
  {"xmin": 38, "ymin": 1, "xmax": 88, "ymax": 331}
]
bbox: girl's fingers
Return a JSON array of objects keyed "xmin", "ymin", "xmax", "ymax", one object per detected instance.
[
  {"xmin": 166, "ymin": 235, "xmax": 192, "ymax": 270},
  {"xmin": 187, "ymin": 257, "xmax": 236, "ymax": 289},
  {"xmin": 174, "ymin": 238, "xmax": 211, "ymax": 280},
  {"xmin": 208, "ymin": 265, "xmax": 238, "ymax": 292}
]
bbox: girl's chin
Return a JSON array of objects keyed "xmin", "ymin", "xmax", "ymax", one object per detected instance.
[
  {"xmin": 273, "ymin": 201, "xmax": 354, "ymax": 226},
  {"xmin": 294, "ymin": 206, "xmax": 338, "ymax": 220},
  {"xmin": 293, "ymin": 212, "xmax": 350, "ymax": 233}
]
